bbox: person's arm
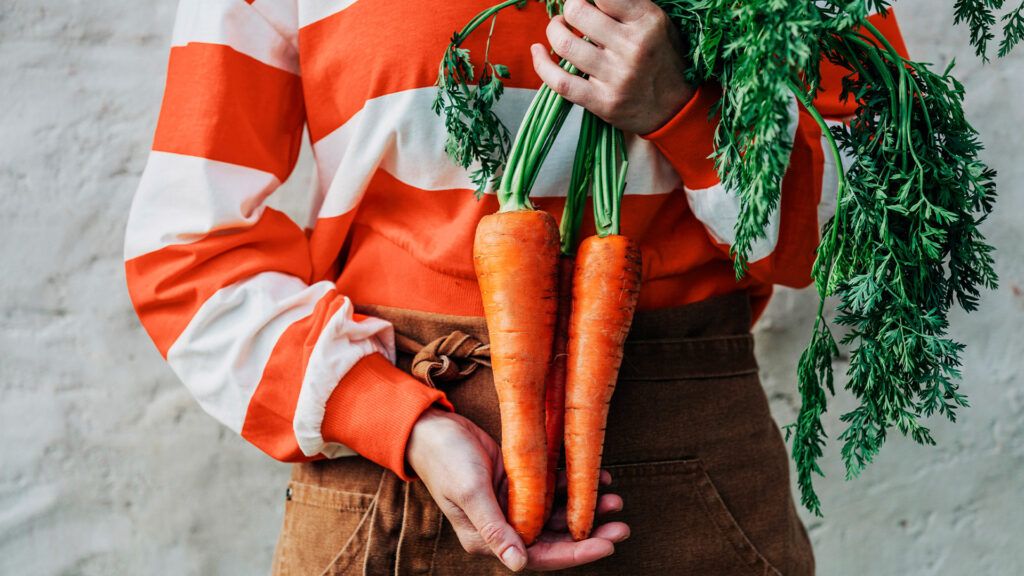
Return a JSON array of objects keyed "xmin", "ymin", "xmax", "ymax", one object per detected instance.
[
  {"xmin": 639, "ymin": 8, "xmax": 911, "ymax": 287},
  {"xmin": 534, "ymin": 0, "xmax": 909, "ymax": 289},
  {"xmin": 638, "ymin": 82, "xmax": 824, "ymax": 288},
  {"xmin": 125, "ymin": 0, "xmax": 449, "ymax": 477}
]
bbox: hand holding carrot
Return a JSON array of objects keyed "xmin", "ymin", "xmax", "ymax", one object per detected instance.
[
  {"xmin": 531, "ymin": 0, "xmax": 695, "ymax": 135},
  {"xmin": 406, "ymin": 408, "xmax": 630, "ymax": 572}
]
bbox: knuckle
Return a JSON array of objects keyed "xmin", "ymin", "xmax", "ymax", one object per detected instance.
[
  {"xmin": 478, "ymin": 521, "xmax": 507, "ymax": 546},
  {"xmin": 556, "ymin": 34, "xmax": 575, "ymax": 58},
  {"xmin": 458, "ymin": 536, "xmax": 487, "ymax": 556},
  {"xmin": 563, "ymin": 0, "xmax": 584, "ymax": 23},
  {"xmin": 450, "ymin": 480, "xmax": 481, "ymax": 505},
  {"xmin": 555, "ymin": 77, "xmax": 575, "ymax": 99},
  {"xmin": 649, "ymin": 7, "xmax": 669, "ymax": 27}
]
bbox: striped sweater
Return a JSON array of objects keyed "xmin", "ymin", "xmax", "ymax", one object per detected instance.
[{"xmin": 126, "ymin": 1, "xmax": 908, "ymax": 478}]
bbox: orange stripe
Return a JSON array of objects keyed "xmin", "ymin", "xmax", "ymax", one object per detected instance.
[
  {"xmin": 328, "ymin": 169, "xmax": 740, "ymax": 315},
  {"xmin": 321, "ymin": 353, "xmax": 453, "ymax": 478},
  {"xmin": 125, "ymin": 208, "xmax": 312, "ymax": 357},
  {"xmin": 240, "ymin": 290, "xmax": 346, "ymax": 462},
  {"xmin": 153, "ymin": 42, "xmax": 305, "ymax": 181},
  {"xmin": 745, "ymin": 109, "xmax": 824, "ymax": 287},
  {"xmin": 815, "ymin": 8, "xmax": 909, "ymax": 119},
  {"xmin": 308, "ymin": 211, "xmax": 357, "ymax": 283},
  {"xmin": 299, "ymin": 1, "xmax": 549, "ymax": 141}
]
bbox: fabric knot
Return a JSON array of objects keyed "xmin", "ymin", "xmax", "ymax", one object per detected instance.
[{"xmin": 397, "ymin": 331, "xmax": 491, "ymax": 388}]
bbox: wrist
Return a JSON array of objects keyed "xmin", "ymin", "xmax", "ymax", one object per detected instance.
[
  {"xmin": 405, "ymin": 406, "xmax": 454, "ymax": 475},
  {"xmin": 642, "ymin": 80, "xmax": 696, "ymax": 136}
]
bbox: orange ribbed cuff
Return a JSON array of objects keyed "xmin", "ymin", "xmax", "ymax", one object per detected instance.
[
  {"xmin": 321, "ymin": 353, "xmax": 453, "ymax": 480},
  {"xmin": 640, "ymin": 82, "xmax": 723, "ymax": 190}
]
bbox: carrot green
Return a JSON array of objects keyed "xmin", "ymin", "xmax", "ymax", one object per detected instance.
[{"xmin": 436, "ymin": 0, "xmax": 1016, "ymax": 515}]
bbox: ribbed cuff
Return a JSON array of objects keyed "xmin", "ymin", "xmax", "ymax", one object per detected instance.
[
  {"xmin": 639, "ymin": 82, "xmax": 723, "ymax": 190},
  {"xmin": 321, "ymin": 353, "xmax": 453, "ymax": 481}
]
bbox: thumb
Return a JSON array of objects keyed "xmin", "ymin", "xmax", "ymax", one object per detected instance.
[{"xmin": 461, "ymin": 490, "xmax": 528, "ymax": 571}]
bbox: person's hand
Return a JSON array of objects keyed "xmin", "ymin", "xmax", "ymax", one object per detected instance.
[
  {"xmin": 531, "ymin": 0, "xmax": 694, "ymax": 135},
  {"xmin": 406, "ymin": 408, "xmax": 630, "ymax": 572}
]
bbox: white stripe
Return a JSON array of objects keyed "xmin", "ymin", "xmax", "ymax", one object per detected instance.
[
  {"xmin": 818, "ymin": 119, "xmax": 853, "ymax": 232},
  {"xmin": 292, "ymin": 298, "xmax": 396, "ymax": 458},
  {"xmin": 125, "ymin": 152, "xmax": 279, "ymax": 260},
  {"xmin": 682, "ymin": 93, "xmax": 800, "ymax": 263},
  {"xmin": 685, "ymin": 182, "xmax": 782, "ymax": 263},
  {"xmin": 251, "ymin": 0, "xmax": 299, "ymax": 55},
  {"xmin": 171, "ymin": 0, "xmax": 299, "ymax": 75},
  {"xmin": 298, "ymin": 0, "xmax": 359, "ymax": 28},
  {"xmin": 311, "ymin": 87, "xmax": 681, "ymax": 219},
  {"xmin": 166, "ymin": 273, "xmax": 335, "ymax": 434}
]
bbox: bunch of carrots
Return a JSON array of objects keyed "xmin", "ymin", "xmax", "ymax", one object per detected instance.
[
  {"xmin": 474, "ymin": 110, "xmax": 638, "ymax": 546},
  {"xmin": 441, "ymin": 0, "xmax": 1016, "ymax": 521},
  {"xmin": 440, "ymin": 5, "xmax": 640, "ymax": 543}
]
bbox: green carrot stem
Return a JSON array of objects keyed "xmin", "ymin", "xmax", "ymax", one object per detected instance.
[
  {"xmin": 590, "ymin": 116, "xmax": 627, "ymax": 238},
  {"xmin": 499, "ymin": 59, "xmax": 578, "ymax": 210},
  {"xmin": 452, "ymin": 0, "xmax": 523, "ymax": 44},
  {"xmin": 560, "ymin": 110, "xmax": 596, "ymax": 255},
  {"xmin": 523, "ymin": 101, "xmax": 573, "ymax": 197},
  {"xmin": 785, "ymin": 77, "xmax": 846, "ymax": 324}
]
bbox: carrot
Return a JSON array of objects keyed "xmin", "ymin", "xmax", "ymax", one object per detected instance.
[
  {"xmin": 474, "ymin": 210, "xmax": 560, "ymax": 544},
  {"xmin": 542, "ymin": 107, "xmax": 594, "ymax": 523},
  {"xmin": 439, "ymin": 6, "xmax": 586, "ymax": 542},
  {"xmin": 564, "ymin": 234, "xmax": 642, "ymax": 540},
  {"xmin": 543, "ymin": 255, "xmax": 574, "ymax": 521},
  {"xmin": 563, "ymin": 114, "xmax": 641, "ymax": 541}
]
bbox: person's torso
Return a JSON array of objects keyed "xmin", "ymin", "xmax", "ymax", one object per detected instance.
[{"xmin": 293, "ymin": 0, "xmax": 766, "ymax": 316}]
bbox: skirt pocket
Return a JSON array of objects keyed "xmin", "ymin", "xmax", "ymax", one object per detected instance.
[
  {"xmin": 271, "ymin": 481, "xmax": 377, "ymax": 576},
  {"xmin": 564, "ymin": 458, "xmax": 782, "ymax": 576}
]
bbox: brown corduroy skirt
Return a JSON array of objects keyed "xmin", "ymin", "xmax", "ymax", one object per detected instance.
[{"xmin": 270, "ymin": 292, "xmax": 814, "ymax": 575}]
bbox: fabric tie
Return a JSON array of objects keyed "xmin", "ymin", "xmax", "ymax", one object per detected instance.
[{"xmin": 395, "ymin": 331, "xmax": 490, "ymax": 388}]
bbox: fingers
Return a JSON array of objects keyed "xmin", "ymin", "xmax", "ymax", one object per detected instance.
[
  {"xmin": 439, "ymin": 502, "xmax": 490, "ymax": 558},
  {"xmin": 538, "ymin": 520, "xmax": 631, "ymax": 544},
  {"xmin": 531, "ymin": 43, "xmax": 595, "ymax": 109},
  {"xmin": 546, "ymin": 492, "xmax": 623, "ymax": 532},
  {"xmin": 546, "ymin": 16, "xmax": 606, "ymax": 77},
  {"xmin": 527, "ymin": 538, "xmax": 614, "ymax": 571},
  {"xmin": 454, "ymin": 487, "xmax": 528, "ymax": 572},
  {"xmin": 524, "ymin": 521, "xmax": 631, "ymax": 572},
  {"xmin": 592, "ymin": 0, "xmax": 657, "ymax": 24},
  {"xmin": 561, "ymin": 0, "xmax": 621, "ymax": 48}
]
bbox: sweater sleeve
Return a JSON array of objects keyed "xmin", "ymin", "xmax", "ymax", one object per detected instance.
[
  {"xmin": 124, "ymin": 0, "xmax": 449, "ymax": 479},
  {"xmin": 640, "ymin": 8, "xmax": 909, "ymax": 288}
]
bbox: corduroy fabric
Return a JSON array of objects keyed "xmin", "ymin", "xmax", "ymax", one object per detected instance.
[{"xmin": 272, "ymin": 293, "xmax": 814, "ymax": 575}]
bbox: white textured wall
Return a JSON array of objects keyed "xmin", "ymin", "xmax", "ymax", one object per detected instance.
[{"xmin": 0, "ymin": 1, "xmax": 1020, "ymax": 574}]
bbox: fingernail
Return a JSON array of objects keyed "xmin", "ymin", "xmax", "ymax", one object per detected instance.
[{"xmin": 500, "ymin": 546, "xmax": 527, "ymax": 572}]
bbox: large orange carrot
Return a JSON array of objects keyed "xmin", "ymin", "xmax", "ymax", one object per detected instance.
[
  {"xmin": 474, "ymin": 210, "xmax": 560, "ymax": 544},
  {"xmin": 564, "ymin": 234, "xmax": 641, "ymax": 540},
  {"xmin": 439, "ymin": 8, "xmax": 583, "ymax": 542},
  {"xmin": 543, "ymin": 255, "xmax": 574, "ymax": 521},
  {"xmin": 543, "ymin": 106, "xmax": 594, "ymax": 523}
]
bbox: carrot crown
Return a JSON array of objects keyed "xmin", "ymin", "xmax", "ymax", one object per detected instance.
[{"xmin": 588, "ymin": 114, "xmax": 627, "ymax": 239}]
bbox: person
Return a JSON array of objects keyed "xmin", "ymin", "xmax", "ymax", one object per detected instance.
[{"xmin": 126, "ymin": 0, "xmax": 909, "ymax": 573}]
